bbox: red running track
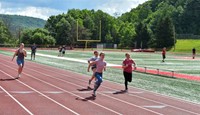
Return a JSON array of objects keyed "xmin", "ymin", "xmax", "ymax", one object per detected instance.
[{"xmin": 0, "ymin": 54, "xmax": 200, "ymax": 115}]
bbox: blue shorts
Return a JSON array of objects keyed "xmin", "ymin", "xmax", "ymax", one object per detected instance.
[{"xmin": 17, "ymin": 59, "xmax": 24, "ymax": 66}]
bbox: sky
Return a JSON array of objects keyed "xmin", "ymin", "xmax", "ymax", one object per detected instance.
[{"xmin": 0, "ymin": 0, "xmax": 148, "ymax": 20}]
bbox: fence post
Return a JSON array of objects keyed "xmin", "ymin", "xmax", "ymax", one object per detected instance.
[
  {"xmin": 172, "ymin": 71, "xmax": 174, "ymax": 77},
  {"xmin": 157, "ymin": 69, "xmax": 159, "ymax": 75},
  {"xmin": 144, "ymin": 67, "xmax": 147, "ymax": 73}
]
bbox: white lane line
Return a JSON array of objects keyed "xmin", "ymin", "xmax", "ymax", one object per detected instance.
[
  {"xmin": 27, "ymin": 63, "xmax": 200, "ymax": 115},
  {"xmin": 143, "ymin": 105, "xmax": 166, "ymax": 109},
  {"xmin": 10, "ymin": 91, "xmax": 34, "ymax": 94},
  {"xmin": 1, "ymin": 63, "xmax": 122, "ymax": 115},
  {"xmin": 1, "ymin": 56, "xmax": 200, "ymax": 114},
  {"xmin": 0, "ymin": 70, "xmax": 79, "ymax": 115},
  {"xmin": 0, "ymin": 86, "xmax": 33, "ymax": 115},
  {"xmin": 23, "ymin": 67, "xmax": 162, "ymax": 115}
]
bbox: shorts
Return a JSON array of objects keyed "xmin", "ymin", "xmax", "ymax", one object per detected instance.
[
  {"xmin": 17, "ymin": 59, "xmax": 24, "ymax": 66},
  {"xmin": 123, "ymin": 71, "xmax": 132, "ymax": 82},
  {"xmin": 162, "ymin": 54, "xmax": 166, "ymax": 59}
]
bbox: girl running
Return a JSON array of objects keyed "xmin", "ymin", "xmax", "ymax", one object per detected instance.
[
  {"xmin": 12, "ymin": 43, "xmax": 27, "ymax": 79},
  {"xmin": 87, "ymin": 51, "xmax": 99, "ymax": 87},
  {"xmin": 122, "ymin": 53, "xmax": 136, "ymax": 92},
  {"xmin": 89, "ymin": 52, "xmax": 106, "ymax": 97}
]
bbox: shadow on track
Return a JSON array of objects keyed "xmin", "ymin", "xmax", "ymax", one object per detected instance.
[
  {"xmin": 77, "ymin": 86, "xmax": 93, "ymax": 91},
  {"xmin": 76, "ymin": 95, "xmax": 96, "ymax": 102},
  {"xmin": 113, "ymin": 90, "xmax": 127, "ymax": 95},
  {"xmin": 0, "ymin": 78, "xmax": 18, "ymax": 81},
  {"xmin": 76, "ymin": 87, "xmax": 96, "ymax": 101}
]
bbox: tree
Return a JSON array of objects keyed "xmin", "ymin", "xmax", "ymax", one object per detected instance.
[
  {"xmin": 21, "ymin": 28, "xmax": 55, "ymax": 45},
  {"xmin": 134, "ymin": 22, "xmax": 151, "ymax": 48},
  {"xmin": 0, "ymin": 20, "xmax": 12, "ymax": 44},
  {"xmin": 155, "ymin": 16, "xmax": 175, "ymax": 48}
]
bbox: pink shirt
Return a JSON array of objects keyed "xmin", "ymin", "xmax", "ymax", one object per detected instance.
[
  {"xmin": 123, "ymin": 59, "xmax": 134, "ymax": 73},
  {"xmin": 95, "ymin": 59, "xmax": 106, "ymax": 73}
]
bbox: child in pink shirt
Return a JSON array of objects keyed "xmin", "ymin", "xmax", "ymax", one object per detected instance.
[{"xmin": 122, "ymin": 53, "xmax": 136, "ymax": 91}]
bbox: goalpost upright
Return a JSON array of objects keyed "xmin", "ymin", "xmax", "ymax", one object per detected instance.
[{"xmin": 76, "ymin": 20, "xmax": 101, "ymax": 49}]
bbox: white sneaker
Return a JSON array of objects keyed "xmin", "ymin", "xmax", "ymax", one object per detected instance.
[
  {"xmin": 16, "ymin": 74, "xmax": 21, "ymax": 79},
  {"xmin": 92, "ymin": 91, "xmax": 96, "ymax": 97}
]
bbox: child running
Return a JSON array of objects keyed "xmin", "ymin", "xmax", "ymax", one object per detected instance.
[
  {"xmin": 12, "ymin": 43, "xmax": 27, "ymax": 79},
  {"xmin": 89, "ymin": 52, "xmax": 106, "ymax": 97},
  {"xmin": 122, "ymin": 53, "xmax": 136, "ymax": 92},
  {"xmin": 87, "ymin": 51, "xmax": 99, "ymax": 87}
]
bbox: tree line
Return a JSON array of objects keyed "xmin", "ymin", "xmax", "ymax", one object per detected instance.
[{"xmin": 0, "ymin": 0, "xmax": 199, "ymax": 49}]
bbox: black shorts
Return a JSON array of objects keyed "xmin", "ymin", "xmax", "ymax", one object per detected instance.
[
  {"xmin": 123, "ymin": 71, "xmax": 132, "ymax": 82},
  {"xmin": 162, "ymin": 54, "xmax": 166, "ymax": 59}
]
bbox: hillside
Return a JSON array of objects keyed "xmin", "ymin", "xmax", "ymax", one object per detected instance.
[
  {"xmin": 0, "ymin": 14, "xmax": 46, "ymax": 37},
  {"xmin": 119, "ymin": 0, "xmax": 200, "ymax": 35}
]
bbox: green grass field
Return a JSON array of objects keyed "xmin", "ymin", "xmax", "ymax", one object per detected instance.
[
  {"xmin": 172, "ymin": 39, "xmax": 200, "ymax": 52},
  {"xmin": 1, "ymin": 49, "xmax": 200, "ymax": 104}
]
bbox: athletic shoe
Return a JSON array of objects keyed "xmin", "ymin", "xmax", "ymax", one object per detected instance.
[
  {"xmin": 16, "ymin": 74, "xmax": 21, "ymax": 79},
  {"xmin": 92, "ymin": 91, "xmax": 96, "ymax": 97}
]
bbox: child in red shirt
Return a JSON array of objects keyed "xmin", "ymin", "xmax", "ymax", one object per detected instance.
[
  {"xmin": 162, "ymin": 47, "xmax": 166, "ymax": 62},
  {"xmin": 122, "ymin": 53, "xmax": 136, "ymax": 91}
]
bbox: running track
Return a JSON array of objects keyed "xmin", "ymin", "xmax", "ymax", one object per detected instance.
[{"xmin": 0, "ymin": 54, "xmax": 200, "ymax": 115}]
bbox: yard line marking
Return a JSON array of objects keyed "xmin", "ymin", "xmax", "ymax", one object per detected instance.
[
  {"xmin": 26, "ymin": 63, "xmax": 200, "ymax": 115},
  {"xmin": 1, "ymin": 63, "xmax": 122, "ymax": 115},
  {"xmin": 0, "ymin": 86, "xmax": 33, "ymax": 115},
  {"xmin": 0, "ymin": 69, "xmax": 80, "ymax": 115}
]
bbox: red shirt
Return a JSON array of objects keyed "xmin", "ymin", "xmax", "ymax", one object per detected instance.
[
  {"xmin": 162, "ymin": 49, "xmax": 166, "ymax": 55},
  {"xmin": 123, "ymin": 59, "xmax": 134, "ymax": 73}
]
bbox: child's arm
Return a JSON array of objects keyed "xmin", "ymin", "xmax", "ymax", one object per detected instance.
[
  {"xmin": 12, "ymin": 50, "xmax": 17, "ymax": 61},
  {"xmin": 87, "ymin": 64, "xmax": 91, "ymax": 72},
  {"xmin": 23, "ymin": 49, "xmax": 27, "ymax": 57}
]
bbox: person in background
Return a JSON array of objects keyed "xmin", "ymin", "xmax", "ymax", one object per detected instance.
[
  {"xmin": 87, "ymin": 51, "xmax": 99, "ymax": 88},
  {"xmin": 122, "ymin": 53, "xmax": 136, "ymax": 92},
  {"xmin": 12, "ymin": 43, "xmax": 27, "ymax": 79},
  {"xmin": 31, "ymin": 43, "xmax": 37, "ymax": 60},
  {"xmin": 58, "ymin": 46, "xmax": 62, "ymax": 56},
  {"xmin": 162, "ymin": 47, "xmax": 166, "ymax": 62},
  {"xmin": 192, "ymin": 48, "xmax": 196, "ymax": 59},
  {"xmin": 61, "ymin": 45, "xmax": 66, "ymax": 57}
]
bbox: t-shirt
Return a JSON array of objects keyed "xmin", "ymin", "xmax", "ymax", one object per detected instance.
[
  {"xmin": 31, "ymin": 45, "xmax": 37, "ymax": 52},
  {"xmin": 95, "ymin": 59, "xmax": 106, "ymax": 73},
  {"xmin": 123, "ymin": 59, "xmax": 134, "ymax": 73},
  {"xmin": 88, "ymin": 56, "xmax": 98, "ymax": 68},
  {"xmin": 17, "ymin": 49, "xmax": 25, "ymax": 60},
  {"xmin": 162, "ymin": 49, "xmax": 166, "ymax": 55}
]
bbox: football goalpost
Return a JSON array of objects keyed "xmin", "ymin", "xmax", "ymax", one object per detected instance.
[{"xmin": 76, "ymin": 20, "xmax": 101, "ymax": 49}]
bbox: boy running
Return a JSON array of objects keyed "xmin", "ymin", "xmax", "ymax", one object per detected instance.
[
  {"xmin": 122, "ymin": 53, "xmax": 136, "ymax": 92},
  {"xmin": 89, "ymin": 52, "xmax": 106, "ymax": 97},
  {"xmin": 87, "ymin": 51, "xmax": 99, "ymax": 87},
  {"xmin": 12, "ymin": 43, "xmax": 27, "ymax": 79}
]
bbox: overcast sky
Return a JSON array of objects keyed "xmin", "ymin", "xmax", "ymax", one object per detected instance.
[{"xmin": 0, "ymin": 0, "xmax": 148, "ymax": 20}]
